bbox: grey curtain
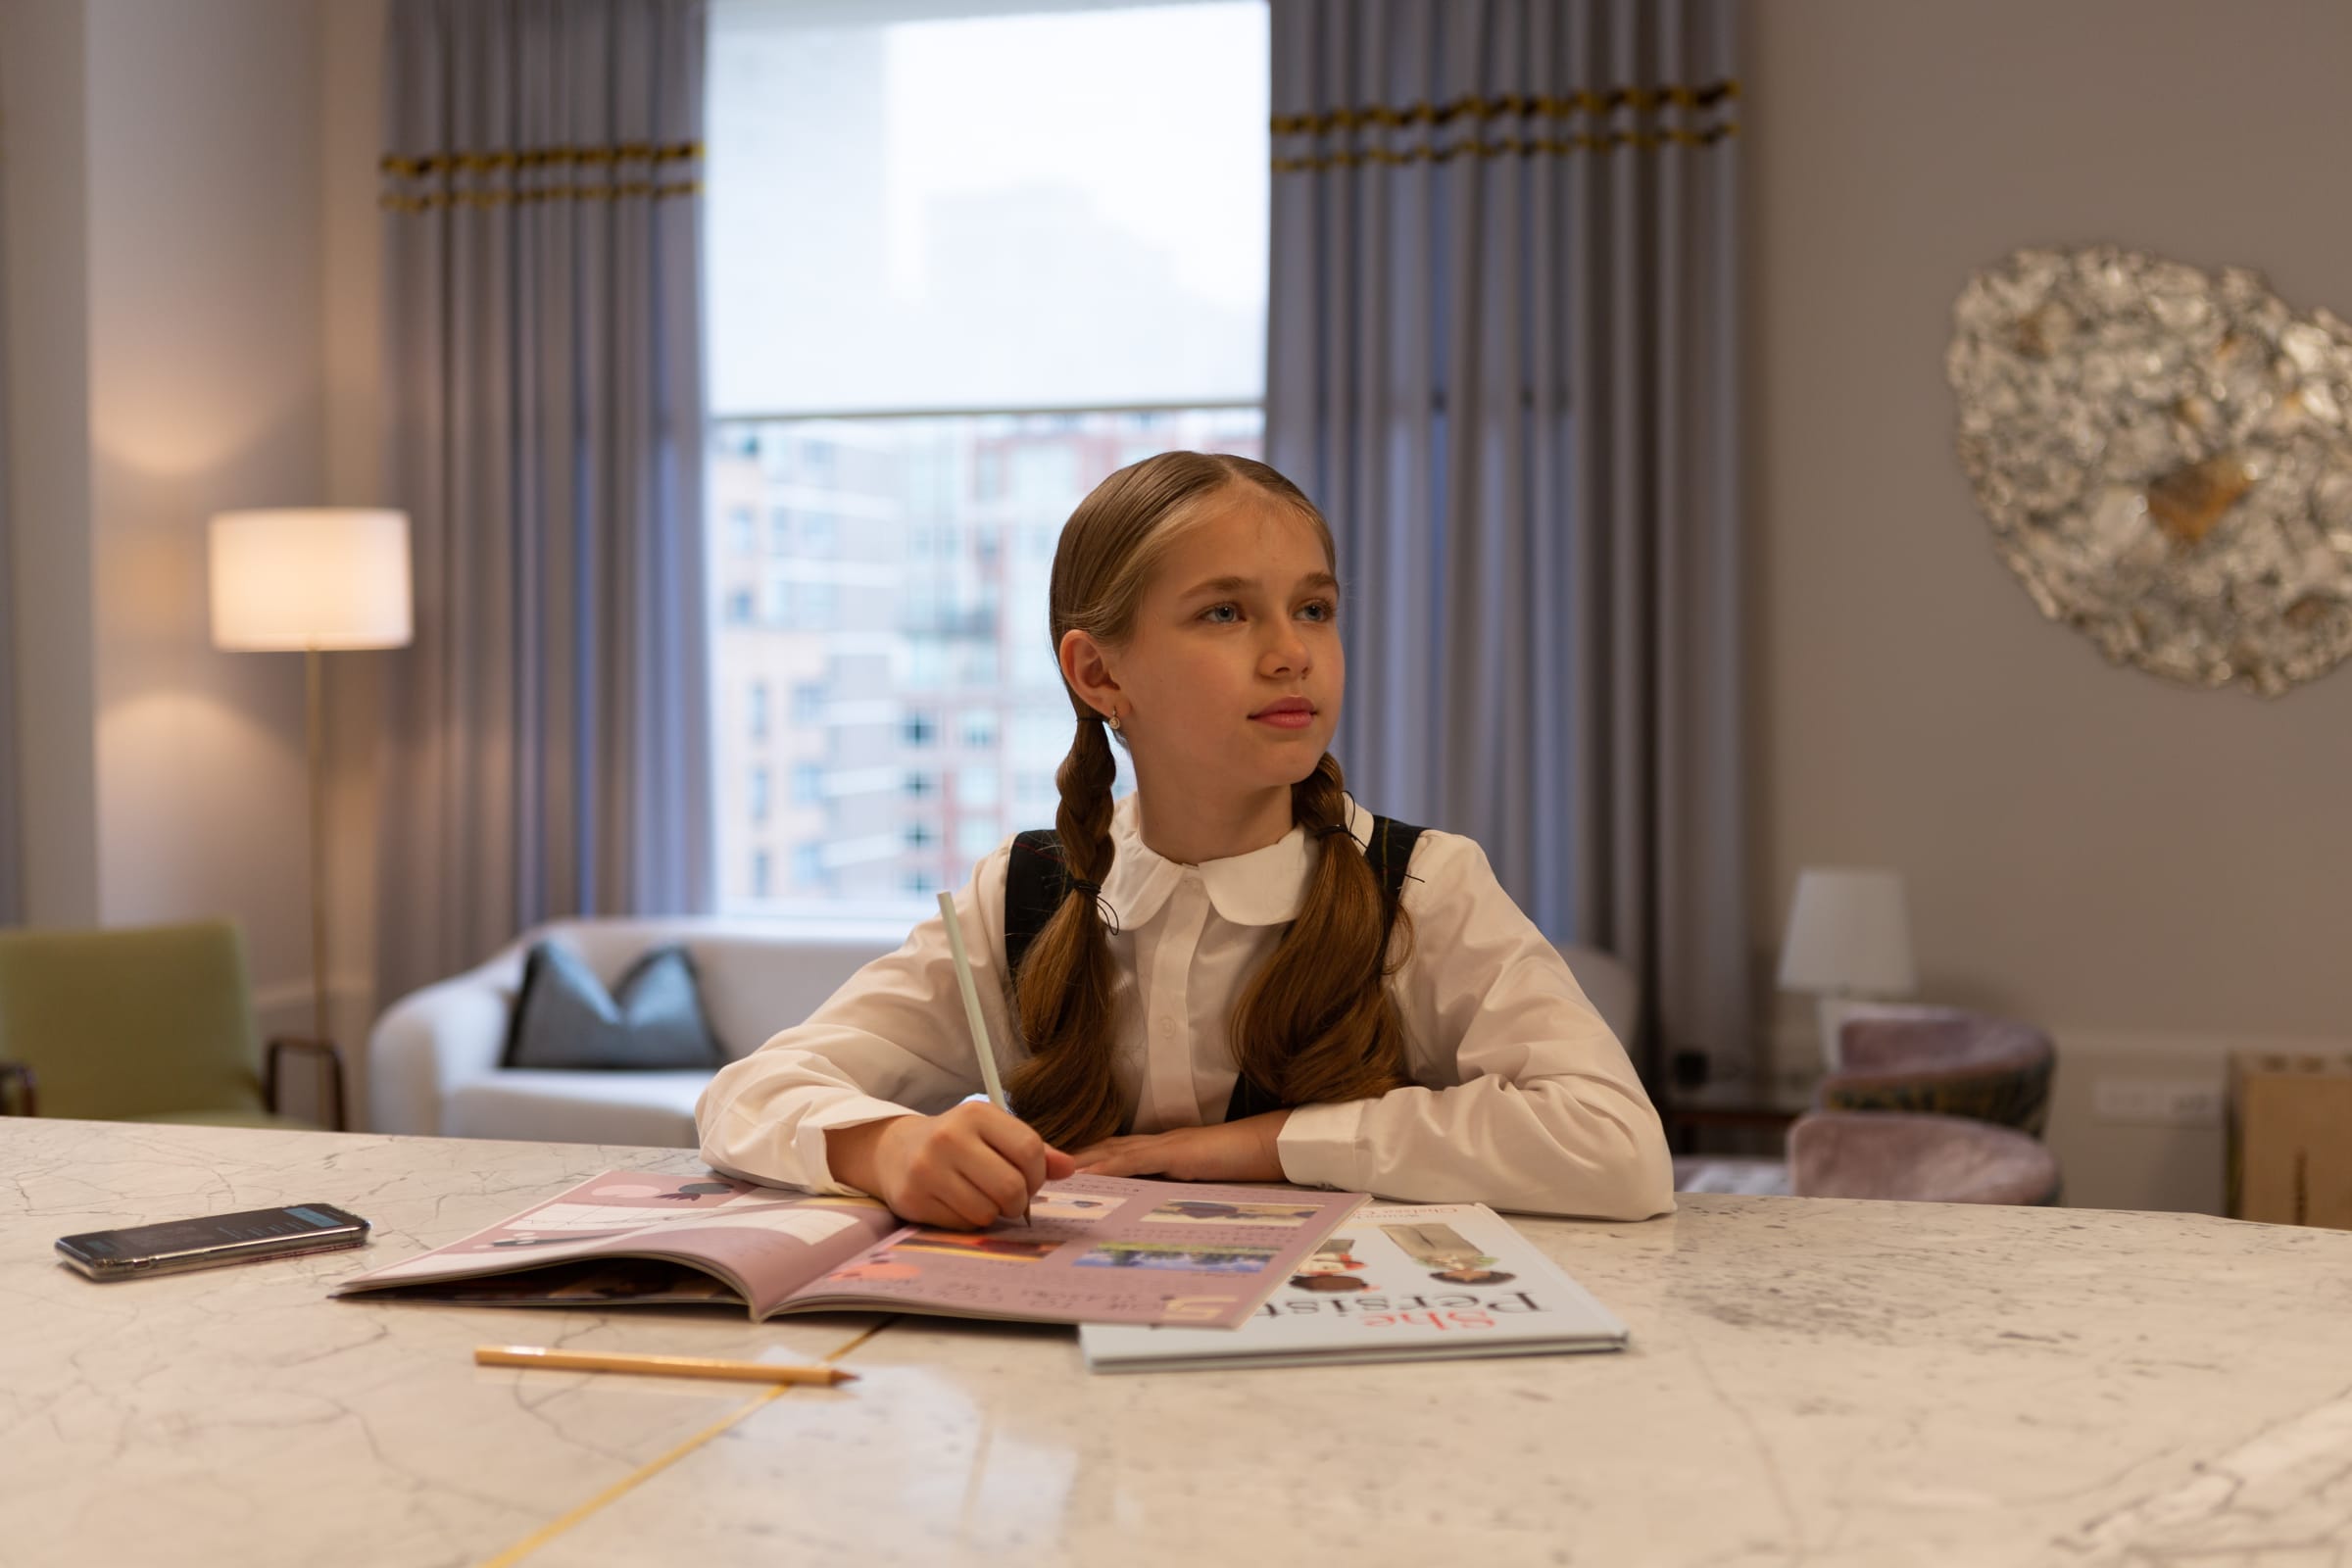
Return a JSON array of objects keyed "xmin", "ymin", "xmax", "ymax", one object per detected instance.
[
  {"xmin": 377, "ymin": 0, "xmax": 713, "ymax": 1002},
  {"xmin": 1267, "ymin": 0, "xmax": 1749, "ymax": 1077}
]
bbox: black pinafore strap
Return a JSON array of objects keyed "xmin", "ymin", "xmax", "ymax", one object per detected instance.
[{"xmin": 1001, "ymin": 816, "xmax": 1423, "ymax": 1123}]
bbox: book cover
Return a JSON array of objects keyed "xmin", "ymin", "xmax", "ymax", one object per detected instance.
[
  {"xmin": 333, "ymin": 1170, "xmax": 1364, "ymax": 1331},
  {"xmin": 1078, "ymin": 1201, "xmax": 1629, "ymax": 1371}
]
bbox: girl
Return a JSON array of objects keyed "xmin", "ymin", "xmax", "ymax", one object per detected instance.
[{"xmin": 696, "ymin": 453, "xmax": 1673, "ymax": 1229}]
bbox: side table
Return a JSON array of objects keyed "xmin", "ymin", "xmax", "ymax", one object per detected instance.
[{"xmin": 1660, "ymin": 1070, "xmax": 1821, "ymax": 1155}]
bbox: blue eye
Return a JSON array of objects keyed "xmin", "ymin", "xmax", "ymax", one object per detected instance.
[
  {"xmin": 1201, "ymin": 603, "xmax": 1241, "ymax": 624},
  {"xmin": 1298, "ymin": 599, "xmax": 1336, "ymax": 623}
]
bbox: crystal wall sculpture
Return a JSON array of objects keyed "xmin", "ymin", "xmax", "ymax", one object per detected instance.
[{"xmin": 1947, "ymin": 246, "xmax": 2352, "ymax": 696}]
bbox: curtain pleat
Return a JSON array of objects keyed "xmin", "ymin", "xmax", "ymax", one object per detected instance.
[
  {"xmin": 1268, "ymin": 0, "xmax": 1750, "ymax": 1077},
  {"xmin": 376, "ymin": 0, "xmax": 713, "ymax": 1004}
]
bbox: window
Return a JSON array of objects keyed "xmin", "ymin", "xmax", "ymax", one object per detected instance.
[
  {"xmin": 749, "ymin": 764, "xmax": 771, "ymax": 823},
  {"xmin": 751, "ymin": 850, "xmax": 773, "ymax": 899},
  {"xmin": 958, "ymin": 814, "xmax": 999, "ymax": 859},
  {"xmin": 708, "ymin": 0, "xmax": 1266, "ymax": 917},
  {"xmin": 748, "ymin": 680, "xmax": 769, "ymax": 742},
  {"xmin": 904, "ymin": 638, "xmax": 948, "ymax": 690}
]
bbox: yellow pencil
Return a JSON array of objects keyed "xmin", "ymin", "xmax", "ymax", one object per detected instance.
[{"xmin": 474, "ymin": 1345, "xmax": 858, "ymax": 1386}]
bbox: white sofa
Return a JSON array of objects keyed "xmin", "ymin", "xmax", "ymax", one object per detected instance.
[
  {"xmin": 368, "ymin": 916, "xmax": 1641, "ymax": 1147},
  {"xmin": 368, "ymin": 919, "xmax": 900, "ymax": 1146}
]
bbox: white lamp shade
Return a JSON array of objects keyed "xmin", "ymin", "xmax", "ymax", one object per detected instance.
[
  {"xmin": 209, "ymin": 509, "xmax": 414, "ymax": 651},
  {"xmin": 1776, "ymin": 866, "xmax": 1916, "ymax": 996}
]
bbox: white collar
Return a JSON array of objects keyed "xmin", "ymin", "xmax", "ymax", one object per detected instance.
[{"xmin": 1096, "ymin": 791, "xmax": 1375, "ymax": 930}]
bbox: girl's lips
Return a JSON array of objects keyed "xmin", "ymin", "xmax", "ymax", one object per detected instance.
[{"xmin": 1251, "ymin": 709, "xmax": 1315, "ymax": 730}]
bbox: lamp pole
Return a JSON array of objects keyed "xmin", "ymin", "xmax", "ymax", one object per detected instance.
[{"xmin": 306, "ymin": 643, "xmax": 330, "ymax": 1045}]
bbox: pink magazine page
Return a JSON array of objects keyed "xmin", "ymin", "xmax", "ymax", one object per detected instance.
[
  {"xmin": 334, "ymin": 1172, "xmax": 903, "ymax": 1315},
  {"xmin": 779, "ymin": 1174, "xmax": 1364, "ymax": 1329}
]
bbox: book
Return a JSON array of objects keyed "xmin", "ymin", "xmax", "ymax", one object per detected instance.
[
  {"xmin": 1078, "ymin": 1201, "xmax": 1629, "ymax": 1371},
  {"xmin": 333, "ymin": 1169, "xmax": 1364, "ymax": 1331}
]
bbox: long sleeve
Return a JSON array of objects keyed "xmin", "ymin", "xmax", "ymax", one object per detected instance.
[
  {"xmin": 1272, "ymin": 833, "xmax": 1677, "ymax": 1220},
  {"xmin": 695, "ymin": 842, "xmax": 1019, "ymax": 1194}
]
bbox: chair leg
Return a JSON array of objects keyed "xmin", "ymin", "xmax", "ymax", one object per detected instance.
[{"xmin": 265, "ymin": 1038, "xmax": 347, "ymax": 1131}]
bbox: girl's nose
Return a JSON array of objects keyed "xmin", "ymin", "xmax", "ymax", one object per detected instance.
[{"xmin": 1262, "ymin": 626, "xmax": 1310, "ymax": 676}]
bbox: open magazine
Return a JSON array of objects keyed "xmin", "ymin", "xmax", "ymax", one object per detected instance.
[
  {"xmin": 333, "ymin": 1170, "xmax": 1364, "ymax": 1330},
  {"xmin": 1079, "ymin": 1201, "xmax": 1629, "ymax": 1370}
]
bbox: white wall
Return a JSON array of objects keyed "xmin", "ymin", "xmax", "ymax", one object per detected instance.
[
  {"xmin": 2, "ymin": 0, "xmax": 388, "ymax": 1121},
  {"xmin": 1748, "ymin": 0, "xmax": 2352, "ymax": 1211},
  {"xmin": 85, "ymin": 0, "xmax": 324, "ymax": 992}
]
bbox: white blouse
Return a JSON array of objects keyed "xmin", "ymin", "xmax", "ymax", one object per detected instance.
[{"xmin": 696, "ymin": 794, "xmax": 1675, "ymax": 1220}]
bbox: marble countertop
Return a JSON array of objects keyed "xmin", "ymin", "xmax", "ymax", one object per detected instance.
[{"xmin": 7, "ymin": 1119, "xmax": 2352, "ymax": 1568}]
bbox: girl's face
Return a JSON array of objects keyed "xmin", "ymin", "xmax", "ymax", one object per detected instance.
[{"xmin": 1106, "ymin": 487, "xmax": 1343, "ymax": 805}]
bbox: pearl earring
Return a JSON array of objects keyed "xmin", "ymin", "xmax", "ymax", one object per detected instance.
[{"xmin": 1106, "ymin": 710, "xmax": 1121, "ymax": 732}]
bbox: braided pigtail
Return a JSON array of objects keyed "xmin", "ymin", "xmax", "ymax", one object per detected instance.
[
  {"xmin": 1004, "ymin": 715, "xmax": 1126, "ymax": 1149},
  {"xmin": 1229, "ymin": 752, "xmax": 1414, "ymax": 1106}
]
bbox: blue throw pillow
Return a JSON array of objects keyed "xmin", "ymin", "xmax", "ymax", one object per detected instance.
[{"xmin": 501, "ymin": 942, "xmax": 725, "ymax": 1071}]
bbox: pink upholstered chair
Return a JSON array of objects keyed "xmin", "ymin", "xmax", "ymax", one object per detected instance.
[
  {"xmin": 1788, "ymin": 1111, "xmax": 2061, "ymax": 1205},
  {"xmin": 1825, "ymin": 1004, "xmax": 2056, "ymax": 1135}
]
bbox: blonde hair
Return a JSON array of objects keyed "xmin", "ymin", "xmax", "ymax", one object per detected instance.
[{"xmin": 1004, "ymin": 451, "xmax": 1414, "ymax": 1150}]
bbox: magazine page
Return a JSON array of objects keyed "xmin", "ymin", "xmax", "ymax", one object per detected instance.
[
  {"xmin": 780, "ymin": 1174, "xmax": 1364, "ymax": 1329},
  {"xmin": 333, "ymin": 1172, "xmax": 902, "ymax": 1318},
  {"xmin": 1079, "ymin": 1202, "xmax": 1631, "ymax": 1371}
]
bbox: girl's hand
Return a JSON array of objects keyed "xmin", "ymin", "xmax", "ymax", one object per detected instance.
[
  {"xmin": 1069, "ymin": 1110, "xmax": 1292, "ymax": 1184},
  {"xmin": 826, "ymin": 1103, "xmax": 1075, "ymax": 1230}
]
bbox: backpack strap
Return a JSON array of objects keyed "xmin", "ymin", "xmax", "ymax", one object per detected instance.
[
  {"xmin": 1002, "ymin": 828, "xmax": 1069, "ymax": 983},
  {"xmin": 999, "ymin": 816, "xmax": 1426, "ymax": 1124}
]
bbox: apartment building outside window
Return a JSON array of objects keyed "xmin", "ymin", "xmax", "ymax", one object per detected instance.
[{"xmin": 707, "ymin": 0, "xmax": 1267, "ymax": 918}]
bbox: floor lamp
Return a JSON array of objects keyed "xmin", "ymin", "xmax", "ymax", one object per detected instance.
[{"xmin": 209, "ymin": 509, "xmax": 413, "ymax": 1048}]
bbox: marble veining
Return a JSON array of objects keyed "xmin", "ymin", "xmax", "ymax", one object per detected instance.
[{"xmin": 8, "ymin": 1119, "xmax": 2352, "ymax": 1567}]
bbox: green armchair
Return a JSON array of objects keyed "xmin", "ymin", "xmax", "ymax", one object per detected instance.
[{"xmin": 0, "ymin": 919, "xmax": 344, "ymax": 1129}]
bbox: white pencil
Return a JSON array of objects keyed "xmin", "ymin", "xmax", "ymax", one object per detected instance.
[
  {"xmin": 936, "ymin": 891, "xmax": 1029, "ymax": 1224},
  {"xmin": 936, "ymin": 890, "xmax": 1012, "ymax": 1113}
]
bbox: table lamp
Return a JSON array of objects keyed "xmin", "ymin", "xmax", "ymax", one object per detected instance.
[
  {"xmin": 210, "ymin": 508, "xmax": 413, "ymax": 1044},
  {"xmin": 1776, "ymin": 866, "xmax": 1915, "ymax": 1069}
]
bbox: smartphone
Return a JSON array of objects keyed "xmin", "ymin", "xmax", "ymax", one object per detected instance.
[{"xmin": 56, "ymin": 1202, "xmax": 370, "ymax": 1281}]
